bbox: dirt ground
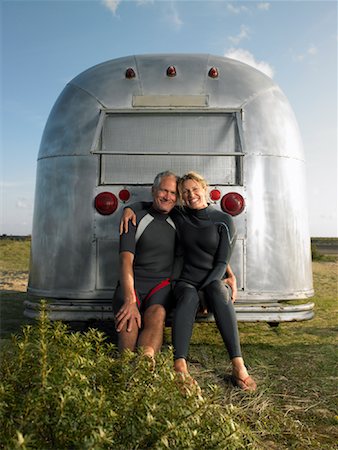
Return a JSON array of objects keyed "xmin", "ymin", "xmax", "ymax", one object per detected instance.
[{"xmin": 0, "ymin": 271, "xmax": 28, "ymax": 292}]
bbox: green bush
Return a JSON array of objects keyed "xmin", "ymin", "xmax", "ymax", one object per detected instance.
[
  {"xmin": 0, "ymin": 303, "xmax": 257, "ymax": 449},
  {"xmin": 311, "ymin": 242, "xmax": 324, "ymax": 261}
]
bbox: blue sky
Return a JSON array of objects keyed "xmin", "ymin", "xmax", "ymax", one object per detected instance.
[{"xmin": 1, "ymin": 0, "xmax": 337, "ymax": 236}]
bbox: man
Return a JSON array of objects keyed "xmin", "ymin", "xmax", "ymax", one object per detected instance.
[{"xmin": 113, "ymin": 171, "xmax": 179, "ymax": 360}]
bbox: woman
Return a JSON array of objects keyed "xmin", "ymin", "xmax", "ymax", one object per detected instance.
[
  {"xmin": 171, "ymin": 172, "xmax": 256, "ymax": 391},
  {"xmin": 121, "ymin": 172, "xmax": 256, "ymax": 391}
]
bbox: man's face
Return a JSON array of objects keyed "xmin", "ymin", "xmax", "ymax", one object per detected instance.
[{"xmin": 152, "ymin": 176, "xmax": 177, "ymax": 214}]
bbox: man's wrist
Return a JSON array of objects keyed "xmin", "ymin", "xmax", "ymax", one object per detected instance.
[{"xmin": 124, "ymin": 299, "xmax": 137, "ymax": 305}]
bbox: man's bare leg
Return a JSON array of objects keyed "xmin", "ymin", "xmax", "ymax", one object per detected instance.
[
  {"xmin": 117, "ymin": 325, "xmax": 139, "ymax": 353},
  {"xmin": 138, "ymin": 304, "xmax": 166, "ymax": 357}
]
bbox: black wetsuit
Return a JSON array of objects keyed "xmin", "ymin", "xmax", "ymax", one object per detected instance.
[
  {"xmin": 170, "ymin": 205, "xmax": 242, "ymax": 360},
  {"xmin": 113, "ymin": 206, "xmax": 177, "ymax": 314},
  {"xmin": 127, "ymin": 203, "xmax": 242, "ymax": 361}
]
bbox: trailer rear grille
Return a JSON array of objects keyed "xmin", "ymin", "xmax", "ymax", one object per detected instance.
[
  {"xmin": 94, "ymin": 111, "xmax": 244, "ymax": 185},
  {"xmin": 101, "ymin": 154, "xmax": 241, "ymax": 185}
]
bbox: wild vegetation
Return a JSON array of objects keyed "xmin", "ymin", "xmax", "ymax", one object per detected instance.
[
  {"xmin": 0, "ymin": 237, "xmax": 337, "ymax": 449},
  {"xmin": 1, "ymin": 304, "xmax": 260, "ymax": 449}
]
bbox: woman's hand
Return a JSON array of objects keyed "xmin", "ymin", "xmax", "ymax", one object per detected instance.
[
  {"xmin": 224, "ymin": 266, "xmax": 237, "ymax": 302},
  {"xmin": 119, "ymin": 208, "xmax": 137, "ymax": 234}
]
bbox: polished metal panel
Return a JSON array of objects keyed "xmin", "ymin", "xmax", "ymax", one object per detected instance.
[
  {"xmin": 133, "ymin": 95, "xmax": 209, "ymax": 107},
  {"xmin": 101, "ymin": 154, "xmax": 239, "ymax": 185},
  {"xmin": 27, "ymin": 54, "xmax": 313, "ymax": 322},
  {"xmin": 101, "ymin": 113, "xmax": 239, "ymax": 153}
]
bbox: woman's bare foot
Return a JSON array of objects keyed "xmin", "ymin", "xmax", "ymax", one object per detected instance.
[
  {"xmin": 174, "ymin": 357, "xmax": 189, "ymax": 374},
  {"xmin": 231, "ymin": 357, "xmax": 257, "ymax": 391},
  {"xmin": 174, "ymin": 358, "xmax": 203, "ymax": 398},
  {"xmin": 231, "ymin": 373, "xmax": 257, "ymax": 391}
]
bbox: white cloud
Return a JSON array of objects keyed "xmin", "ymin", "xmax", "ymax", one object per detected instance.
[
  {"xmin": 227, "ymin": 3, "xmax": 249, "ymax": 14},
  {"xmin": 102, "ymin": 0, "xmax": 121, "ymax": 16},
  {"xmin": 165, "ymin": 2, "xmax": 183, "ymax": 30},
  {"xmin": 307, "ymin": 45, "xmax": 318, "ymax": 55},
  {"xmin": 292, "ymin": 44, "xmax": 318, "ymax": 62},
  {"xmin": 257, "ymin": 2, "xmax": 270, "ymax": 11},
  {"xmin": 225, "ymin": 48, "xmax": 275, "ymax": 78},
  {"xmin": 16, "ymin": 198, "xmax": 30, "ymax": 209},
  {"xmin": 228, "ymin": 25, "xmax": 250, "ymax": 45}
]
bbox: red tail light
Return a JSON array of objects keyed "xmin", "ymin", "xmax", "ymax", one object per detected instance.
[
  {"xmin": 221, "ymin": 192, "xmax": 245, "ymax": 216},
  {"xmin": 118, "ymin": 189, "xmax": 130, "ymax": 202},
  {"xmin": 125, "ymin": 68, "xmax": 136, "ymax": 79},
  {"xmin": 95, "ymin": 192, "xmax": 118, "ymax": 215},
  {"xmin": 167, "ymin": 66, "xmax": 177, "ymax": 77},
  {"xmin": 208, "ymin": 67, "xmax": 219, "ymax": 78},
  {"xmin": 209, "ymin": 189, "xmax": 221, "ymax": 201}
]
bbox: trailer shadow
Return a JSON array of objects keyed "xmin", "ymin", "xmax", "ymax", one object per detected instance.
[
  {"xmin": 0, "ymin": 289, "xmax": 119, "ymax": 345},
  {"xmin": 0, "ymin": 290, "xmax": 34, "ymax": 339}
]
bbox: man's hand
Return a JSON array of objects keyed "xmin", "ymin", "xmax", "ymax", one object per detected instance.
[
  {"xmin": 115, "ymin": 302, "xmax": 141, "ymax": 333},
  {"xmin": 119, "ymin": 208, "xmax": 137, "ymax": 235},
  {"xmin": 224, "ymin": 266, "xmax": 237, "ymax": 303}
]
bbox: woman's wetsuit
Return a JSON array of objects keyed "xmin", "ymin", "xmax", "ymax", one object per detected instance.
[{"xmin": 171, "ymin": 205, "xmax": 242, "ymax": 361}]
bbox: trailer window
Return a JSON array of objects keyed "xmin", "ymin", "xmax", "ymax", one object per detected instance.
[{"xmin": 96, "ymin": 113, "xmax": 243, "ymax": 185}]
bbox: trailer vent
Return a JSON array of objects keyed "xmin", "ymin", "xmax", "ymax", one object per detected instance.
[{"xmin": 93, "ymin": 111, "xmax": 244, "ymax": 186}]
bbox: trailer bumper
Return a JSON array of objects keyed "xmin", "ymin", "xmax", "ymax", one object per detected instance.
[
  {"xmin": 199, "ymin": 302, "xmax": 315, "ymax": 323},
  {"xmin": 24, "ymin": 299, "xmax": 314, "ymax": 323}
]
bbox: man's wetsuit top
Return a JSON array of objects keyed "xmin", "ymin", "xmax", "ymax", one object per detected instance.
[
  {"xmin": 113, "ymin": 205, "xmax": 177, "ymax": 314},
  {"xmin": 119, "ymin": 205, "xmax": 176, "ymax": 282}
]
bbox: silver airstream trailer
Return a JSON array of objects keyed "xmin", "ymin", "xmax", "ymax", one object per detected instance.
[{"xmin": 26, "ymin": 54, "xmax": 314, "ymax": 323}]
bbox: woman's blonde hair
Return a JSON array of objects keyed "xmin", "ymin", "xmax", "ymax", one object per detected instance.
[{"xmin": 178, "ymin": 171, "xmax": 209, "ymax": 205}]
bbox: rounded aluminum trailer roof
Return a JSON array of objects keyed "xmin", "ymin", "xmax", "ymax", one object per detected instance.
[
  {"xmin": 38, "ymin": 53, "xmax": 303, "ymax": 160},
  {"xmin": 27, "ymin": 54, "xmax": 313, "ymax": 322}
]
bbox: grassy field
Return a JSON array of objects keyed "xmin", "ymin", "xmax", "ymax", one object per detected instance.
[{"xmin": 0, "ymin": 238, "xmax": 337, "ymax": 449}]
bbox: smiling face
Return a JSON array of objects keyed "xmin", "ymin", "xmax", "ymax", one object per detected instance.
[
  {"xmin": 181, "ymin": 178, "xmax": 208, "ymax": 210},
  {"xmin": 152, "ymin": 175, "xmax": 177, "ymax": 214}
]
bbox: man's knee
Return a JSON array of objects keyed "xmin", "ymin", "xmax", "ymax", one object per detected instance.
[{"xmin": 144, "ymin": 304, "xmax": 166, "ymax": 324}]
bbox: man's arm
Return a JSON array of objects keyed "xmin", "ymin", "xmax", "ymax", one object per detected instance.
[{"xmin": 115, "ymin": 252, "xmax": 141, "ymax": 333}]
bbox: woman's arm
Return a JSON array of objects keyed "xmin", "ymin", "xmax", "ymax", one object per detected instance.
[
  {"xmin": 119, "ymin": 202, "xmax": 152, "ymax": 234},
  {"xmin": 199, "ymin": 219, "xmax": 237, "ymax": 290}
]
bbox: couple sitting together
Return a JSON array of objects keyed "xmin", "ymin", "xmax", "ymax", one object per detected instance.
[{"xmin": 113, "ymin": 170, "xmax": 256, "ymax": 392}]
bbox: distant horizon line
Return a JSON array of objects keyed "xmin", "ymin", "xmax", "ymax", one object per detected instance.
[{"xmin": 1, "ymin": 234, "xmax": 337, "ymax": 240}]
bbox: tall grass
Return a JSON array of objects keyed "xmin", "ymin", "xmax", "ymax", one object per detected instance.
[
  {"xmin": 0, "ymin": 303, "xmax": 260, "ymax": 450},
  {"xmin": 0, "ymin": 239, "xmax": 30, "ymax": 271}
]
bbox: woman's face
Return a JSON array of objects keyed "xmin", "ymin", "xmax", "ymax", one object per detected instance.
[{"xmin": 181, "ymin": 179, "xmax": 208, "ymax": 210}]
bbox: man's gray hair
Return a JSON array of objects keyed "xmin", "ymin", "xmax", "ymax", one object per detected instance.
[{"xmin": 152, "ymin": 171, "xmax": 178, "ymax": 190}]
